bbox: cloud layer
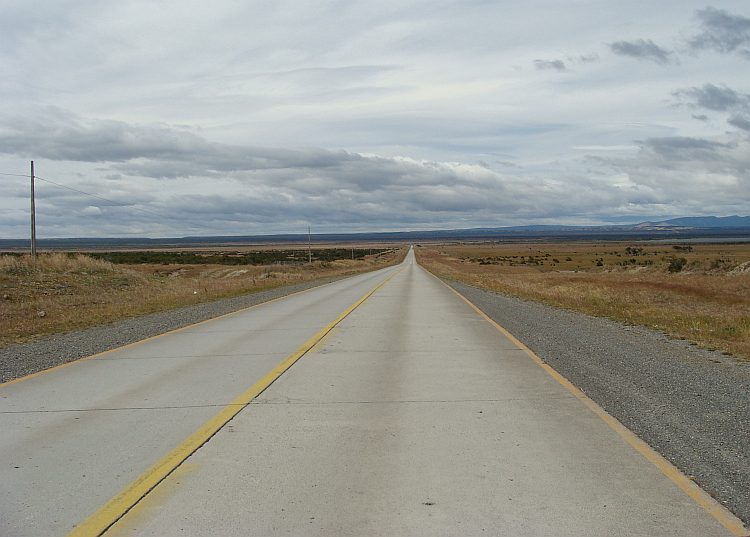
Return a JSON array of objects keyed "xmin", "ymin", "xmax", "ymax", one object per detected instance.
[{"xmin": 1, "ymin": 2, "xmax": 749, "ymax": 238}]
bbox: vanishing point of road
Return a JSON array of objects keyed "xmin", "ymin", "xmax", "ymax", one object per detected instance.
[{"xmin": 1, "ymin": 248, "xmax": 747, "ymax": 536}]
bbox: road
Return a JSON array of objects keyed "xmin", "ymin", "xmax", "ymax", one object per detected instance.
[{"xmin": 0, "ymin": 248, "xmax": 746, "ymax": 536}]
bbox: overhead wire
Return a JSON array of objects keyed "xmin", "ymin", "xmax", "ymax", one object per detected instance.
[{"xmin": 3, "ymin": 169, "xmax": 223, "ymax": 233}]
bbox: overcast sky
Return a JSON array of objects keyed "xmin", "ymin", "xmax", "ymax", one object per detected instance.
[{"xmin": 2, "ymin": 0, "xmax": 750, "ymax": 238}]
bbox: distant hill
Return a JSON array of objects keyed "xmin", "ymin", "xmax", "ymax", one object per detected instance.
[
  {"xmin": 1, "ymin": 216, "xmax": 749, "ymax": 251},
  {"xmin": 652, "ymin": 215, "xmax": 750, "ymax": 228},
  {"xmin": 503, "ymin": 215, "xmax": 750, "ymax": 230}
]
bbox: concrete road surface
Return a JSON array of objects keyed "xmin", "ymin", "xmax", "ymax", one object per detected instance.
[
  {"xmin": 1, "ymin": 248, "xmax": 746, "ymax": 536},
  {"xmin": 0, "ymin": 262, "xmax": 402, "ymax": 536}
]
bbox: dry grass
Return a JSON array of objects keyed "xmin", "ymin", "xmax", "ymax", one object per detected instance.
[
  {"xmin": 1, "ymin": 250, "xmax": 406, "ymax": 349},
  {"xmin": 416, "ymin": 243, "xmax": 750, "ymax": 361}
]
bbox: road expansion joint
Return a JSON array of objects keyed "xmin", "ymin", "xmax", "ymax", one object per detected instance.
[
  {"xmin": 250, "ymin": 397, "xmax": 557, "ymax": 405},
  {"xmin": 90, "ymin": 351, "xmax": 280, "ymax": 361},
  {"xmin": 1, "ymin": 403, "xmax": 244, "ymax": 414}
]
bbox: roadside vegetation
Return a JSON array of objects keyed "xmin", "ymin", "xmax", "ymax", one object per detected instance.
[
  {"xmin": 416, "ymin": 242, "xmax": 750, "ymax": 361},
  {"xmin": 87, "ymin": 248, "xmax": 386, "ymax": 265},
  {"xmin": 0, "ymin": 248, "xmax": 405, "ymax": 349}
]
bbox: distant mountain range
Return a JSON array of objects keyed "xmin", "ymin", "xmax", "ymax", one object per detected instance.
[
  {"xmin": 631, "ymin": 215, "xmax": 750, "ymax": 228},
  {"xmin": 1, "ymin": 216, "xmax": 749, "ymax": 250},
  {"xmin": 496, "ymin": 215, "xmax": 750, "ymax": 230}
]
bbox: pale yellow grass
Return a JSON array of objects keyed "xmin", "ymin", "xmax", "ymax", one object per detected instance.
[
  {"xmin": 1, "ymin": 250, "xmax": 405, "ymax": 348},
  {"xmin": 417, "ymin": 246, "xmax": 750, "ymax": 361}
]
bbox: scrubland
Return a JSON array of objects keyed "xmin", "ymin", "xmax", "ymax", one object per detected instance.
[
  {"xmin": 5, "ymin": 242, "xmax": 749, "ymax": 361},
  {"xmin": 416, "ymin": 242, "xmax": 750, "ymax": 361},
  {"xmin": 0, "ymin": 248, "xmax": 404, "ymax": 348}
]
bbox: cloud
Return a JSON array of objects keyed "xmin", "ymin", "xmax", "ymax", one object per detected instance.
[
  {"xmin": 640, "ymin": 136, "xmax": 729, "ymax": 161},
  {"xmin": 674, "ymin": 83, "xmax": 750, "ymax": 111},
  {"xmin": 673, "ymin": 83, "xmax": 750, "ymax": 134},
  {"xmin": 534, "ymin": 59, "xmax": 566, "ymax": 71},
  {"xmin": 9, "ymin": 107, "xmax": 742, "ymax": 236},
  {"xmin": 609, "ymin": 39, "xmax": 677, "ymax": 64},
  {"xmin": 576, "ymin": 53, "xmax": 600, "ymax": 63},
  {"xmin": 3, "ymin": 0, "xmax": 750, "ymax": 240},
  {"xmin": 81, "ymin": 206, "xmax": 103, "ymax": 216},
  {"xmin": 1, "ymin": 107, "xmax": 210, "ymax": 164},
  {"xmin": 608, "ymin": 8, "xmax": 750, "ymax": 65},
  {"xmin": 593, "ymin": 133, "xmax": 750, "ymax": 197},
  {"xmin": 728, "ymin": 115, "xmax": 750, "ymax": 131},
  {"xmin": 495, "ymin": 161, "xmax": 520, "ymax": 168},
  {"xmin": 689, "ymin": 7, "xmax": 750, "ymax": 57},
  {"xmin": 0, "ymin": 107, "xmax": 368, "ymax": 177}
]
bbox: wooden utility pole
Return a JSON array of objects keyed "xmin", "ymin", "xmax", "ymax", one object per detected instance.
[
  {"xmin": 308, "ymin": 226, "xmax": 312, "ymax": 263},
  {"xmin": 30, "ymin": 161, "xmax": 36, "ymax": 261}
]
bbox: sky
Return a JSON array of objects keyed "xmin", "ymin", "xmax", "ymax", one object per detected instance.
[{"xmin": 2, "ymin": 0, "xmax": 750, "ymax": 238}]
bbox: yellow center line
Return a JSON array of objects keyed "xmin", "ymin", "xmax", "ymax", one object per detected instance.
[
  {"xmin": 2, "ymin": 277, "xmax": 349, "ymax": 388},
  {"xmin": 428, "ymin": 270, "xmax": 749, "ymax": 537},
  {"xmin": 67, "ymin": 267, "xmax": 403, "ymax": 537}
]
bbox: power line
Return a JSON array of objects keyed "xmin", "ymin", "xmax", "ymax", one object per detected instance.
[
  {"xmin": 5, "ymin": 170, "xmax": 222, "ymax": 233},
  {"xmin": 36, "ymin": 175, "xmax": 182, "ymax": 222}
]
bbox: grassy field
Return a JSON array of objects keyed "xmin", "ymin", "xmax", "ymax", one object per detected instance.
[
  {"xmin": 0, "ymin": 247, "xmax": 406, "ymax": 349},
  {"xmin": 5, "ymin": 241, "xmax": 750, "ymax": 360},
  {"xmin": 416, "ymin": 241, "xmax": 750, "ymax": 361}
]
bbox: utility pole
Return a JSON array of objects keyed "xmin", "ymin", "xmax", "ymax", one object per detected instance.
[
  {"xmin": 308, "ymin": 226, "xmax": 312, "ymax": 263},
  {"xmin": 30, "ymin": 161, "xmax": 36, "ymax": 261}
]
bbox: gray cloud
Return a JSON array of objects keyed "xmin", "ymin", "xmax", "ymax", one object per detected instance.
[
  {"xmin": 534, "ymin": 59, "xmax": 566, "ymax": 71},
  {"xmin": 2, "ymin": 1, "xmax": 749, "ymax": 238},
  {"xmin": 674, "ymin": 83, "xmax": 750, "ymax": 111},
  {"xmin": 728, "ymin": 115, "xmax": 750, "ymax": 131},
  {"xmin": 609, "ymin": 39, "xmax": 676, "ymax": 64},
  {"xmin": 495, "ymin": 161, "xmax": 520, "ymax": 168},
  {"xmin": 584, "ymin": 132, "xmax": 750, "ymax": 219},
  {"xmin": 577, "ymin": 53, "xmax": 600, "ymax": 63},
  {"xmin": 9, "ymin": 108, "xmax": 737, "ymax": 236},
  {"xmin": 640, "ymin": 136, "xmax": 729, "ymax": 161},
  {"xmin": 0, "ymin": 107, "xmax": 368, "ymax": 177},
  {"xmin": 689, "ymin": 7, "xmax": 750, "ymax": 57}
]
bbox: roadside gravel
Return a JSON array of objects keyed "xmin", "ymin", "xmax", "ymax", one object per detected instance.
[
  {"xmin": 445, "ymin": 279, "xmax": 750, "ymax": 528},
  {"xmin": 0, "ymin": 276, "xmax": 348, "ymax": 384}
]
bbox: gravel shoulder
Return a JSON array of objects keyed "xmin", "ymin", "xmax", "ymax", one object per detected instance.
[
  {"xmin": 445, "ymin": 279, "xmax": 750, "ymax": 528},
  {"xmin": 0, "ymin": 276, "xmax": 349, "ymax": 384}
]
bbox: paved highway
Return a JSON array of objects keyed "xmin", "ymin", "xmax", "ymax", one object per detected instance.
[{"xmin": 1, "ymin": 248, "xmax": 746, "ymax": 536}]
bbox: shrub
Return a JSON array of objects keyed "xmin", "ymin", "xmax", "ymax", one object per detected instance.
[{"xmin": 668, "ymin": 257, "xmax": 687, "ymax": 273}]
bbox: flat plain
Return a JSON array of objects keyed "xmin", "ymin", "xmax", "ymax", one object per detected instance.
[
  {"xmin": 416, "ymin": 241, "xmax": 750, "ymax": 361},
  {"xmin": 0, "ymin": 246, "xmax": 405, "ymax": 349}
]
